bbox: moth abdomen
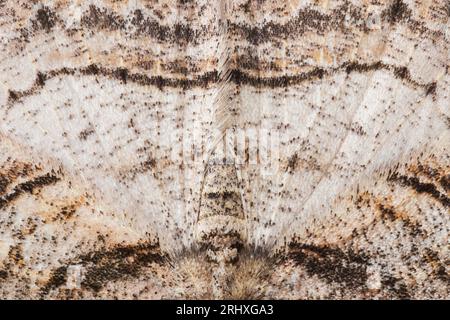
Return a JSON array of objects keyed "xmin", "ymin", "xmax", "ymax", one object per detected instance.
[{"xmin": 196, "ymin": 162, "xmax": 246, "ymax": 264}]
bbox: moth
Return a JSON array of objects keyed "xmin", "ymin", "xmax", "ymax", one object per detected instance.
[{"xmin": 0, "ymin": 0, "xmax": 448, "ymax": 299}]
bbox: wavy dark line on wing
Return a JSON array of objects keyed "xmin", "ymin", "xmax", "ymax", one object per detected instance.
[
  {"xmin": 285, "ymin": 242, "xmax": 370, "ymax": 290},
  {"xmin": 41, "ymin": 241, "xmax": 167, "ymax": 296},
  {"xmin": 233, "ymin": 0, "xmax": 444, "ymax": 44},
  {"xmin": 0, "ymin": 172, "xmax": 60, "ymax": 210},
  {"xmin": 388, "ymin": 173, "xmax": 450, "ymax": 207},
  {"xmin": 7, "ymin": 61, "xmax": 436, "ymax": 104},
  {"xmin": 21, "ymin": 2, "xmax": 444, "ymax": 45},
  {"xmin": 0, "ymin": 162, "xmax": 34, "ymax": 196}
]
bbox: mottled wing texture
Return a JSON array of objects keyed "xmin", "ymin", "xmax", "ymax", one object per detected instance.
[{"xmin": 0, "ymin": 0, "xmax": 449, "ymax": 299}]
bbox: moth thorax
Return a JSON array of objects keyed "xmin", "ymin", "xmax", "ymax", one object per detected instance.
[{"xmin": 196, "ymin": 163, "xmax": 245, "ymax": 264}]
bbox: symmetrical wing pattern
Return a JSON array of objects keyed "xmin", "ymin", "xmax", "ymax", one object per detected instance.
[{"xmin": 0, "ymin": 0, "xmax": 448, "ymax": 299}]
